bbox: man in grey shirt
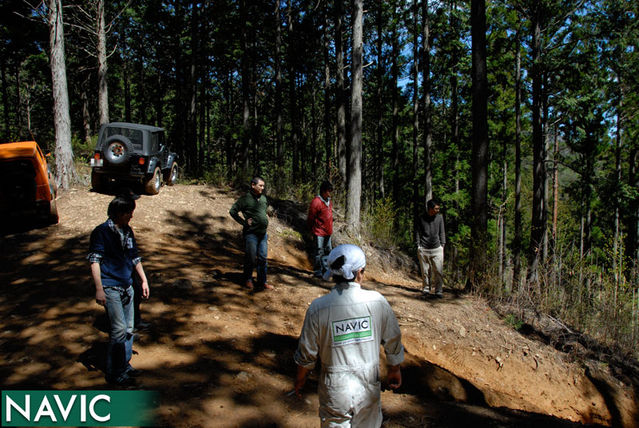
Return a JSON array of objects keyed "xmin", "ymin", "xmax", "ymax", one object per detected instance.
[{"xmin": 416, "ymin": 199, "xmax": 445, "ymax": 297}]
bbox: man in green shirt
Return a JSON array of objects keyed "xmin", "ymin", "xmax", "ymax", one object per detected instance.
[{"xmin": 229, "ymin": 177, "xmax": 273, "ymax": 291}]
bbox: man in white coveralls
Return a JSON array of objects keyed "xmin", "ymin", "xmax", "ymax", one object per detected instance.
[{"xmin": 293, "ymin": 244, "xmax": 404, "ymax": 427}]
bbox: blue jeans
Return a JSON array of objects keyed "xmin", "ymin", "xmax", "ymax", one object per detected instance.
[
  {"xmin": 314, "ymin": 235, "xmax": 332, "ymax": 276},
  {"xmin": 244, "ymin": 233, "xmax": 268, "ymax": 286},
  {"xmin": 104, "ymin": 285, "xmax": 134, "ymax": 379}
]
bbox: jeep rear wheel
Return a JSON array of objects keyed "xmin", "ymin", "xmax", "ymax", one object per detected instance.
[
  {"xmin": 91, "ymin": 170, "xmax": 104, "ymax": 192},
  {"xmin": 166, "ymin": 162, "xmax": 178, "ymax": 186},
  {"xmin": 144, "ymin": 167, "xmax": 162, "ymax": 195}
]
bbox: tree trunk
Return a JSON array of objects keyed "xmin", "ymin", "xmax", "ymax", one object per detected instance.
[
  {"xmin": 240, "ymin": 0, "xmax": 251, "ymax": 175},
  {"xmin": 613, "ymin": 106, "xmax": 622, "ymax": 287},
  {"xmin": 1, "ymin": 63, "xmax": 9, "ymax": 139},
  {"xmin": 48, "ymin": 0, "xmax": 76, "ymax": 189},
  {"xmin": 468, "ymin": 0, "xmax": 489, "ymax": 290},
  {"xmin": 346, "ymin": 0, "xmax": 363, "ymax": 234},
  {"xmin": 412, "ymin": 0, "xmax": 420, "ymax": 225},
  {"xmin": 500, "ymin": 124, "xmax": 507, "ymax": 286},
  {"xmin": 552, "ymin": 125, "xmax": 559, "ymax": 284},
  {"xmin": 422, "ymin": 0, "xmax": 433, "ymax": 204},
  {"xmin": 274, "ymin": 0, "xmax": 283, "ymax": 166},
  {"xmin": 390, "ymin": 13, "xmax": 399, "ymax": 204},
  {"xmin": 323, "ymin": 4, "xmax": 332, "ymax": 176},
  {"xmin": 375, "ymin": 1, "xmax": 385, "ymax": 198},
  {"xmin": 97, "ymin": 0, "xmax": 109, "ymax": 125},
  {"xmin": 16, "ymin": 65, "xmax": 24, "ymax": 138},
  {"xmin": 335, "ymin": 0, "xmax": 347, "ymax": 181},
  {"xmin": 287, "ymin": 2, "xmax": 300, "ymax": 181},
  {"xmin": 513, "ymin": 29, "xmax": 523, "ymax": 291},
  {"xmin": 189, "ymin": 1, "xmax": 199, "ymax": 173},
  {"xmin": 449, "ymin": 0, "xmax": 460, "ymax": 214},
  {"xmin": 528, "ymin": 7, "xmax": 546, "ymax": 284},
  {"xmin": 81, "ymin": 82, "xmax": 91, "ymax": 144}
]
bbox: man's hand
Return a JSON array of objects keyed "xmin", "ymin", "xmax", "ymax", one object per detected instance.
[
  {"xmin": 95, "ymin": 288, "xmax": 106, "ymax": 306},
  {"xmin": 246, "ymin": 217, "xmax": 253, "ymax": 226},
  {"xmin": 91, "ymin": 262, "xmax": 106, "ymax": 306},
  {"xmin": 141, "ymin": 280, "xmax": 150, "ymax": 299},
  {"xmin": 386, "ymin": 365, "xmax": 402, "ymax": 390},
  {"xmin": 294, "ymin": 366, "xmax": 310, "ymax": 398}
]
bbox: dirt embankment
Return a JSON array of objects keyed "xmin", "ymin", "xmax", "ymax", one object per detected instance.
[{"xmin": 1, "ymin": 184, "xmax": 637, "ymax": 427}]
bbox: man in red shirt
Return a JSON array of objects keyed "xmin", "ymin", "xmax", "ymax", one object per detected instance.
[{"xmin": 308, "ymin": 181, "xmax": 334, "ymax": 278}]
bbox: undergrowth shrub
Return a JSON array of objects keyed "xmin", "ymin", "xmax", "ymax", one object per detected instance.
[
  {"xmin": 361, "ymin": 197, "xmax": 399, "ymax": 249},
  {"xmin": 509, "ymin": 251, "xmax": 639, "ymax": 359}
]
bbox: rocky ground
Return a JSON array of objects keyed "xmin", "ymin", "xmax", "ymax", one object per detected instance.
[{"xmin": 0, "ymin": 183, "xmax": 637, "ymax": 427}]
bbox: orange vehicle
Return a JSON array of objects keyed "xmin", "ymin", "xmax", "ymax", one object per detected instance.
[{"xmin": 0, "ymin": 141, "xmax": 58, "ymax": 225}]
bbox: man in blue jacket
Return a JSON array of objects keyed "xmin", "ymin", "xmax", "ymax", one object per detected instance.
[{"xmin": 88, "ymin": 196, "xmax": 149, "ymax": 385}]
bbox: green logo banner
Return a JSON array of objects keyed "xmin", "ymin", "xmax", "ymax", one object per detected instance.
[{"xmin": 2, "ymin": 390, "xmax": 157, "ymax": 427}]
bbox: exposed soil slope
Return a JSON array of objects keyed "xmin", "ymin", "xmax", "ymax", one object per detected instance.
[{"xmin": 1, "ymin": 184, "xmax": 637, "ymax": 427}]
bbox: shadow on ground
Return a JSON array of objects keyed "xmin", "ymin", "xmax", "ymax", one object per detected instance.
[{"xmin": 0, "ymin": 194, "xmax": 634, "ymax": 427}]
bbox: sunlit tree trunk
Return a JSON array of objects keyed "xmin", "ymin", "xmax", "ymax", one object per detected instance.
[
  {"xmin": 323, "ymin": 4, "xmax": 332, "ymax": 176},
  {"xmin": 375, "ymin": 1, "xmax": 385, "ymax": 198},
  {"xmin": 346, "ymin": 0, "xmax": 363, "ymax": 234},
  {"xmin": 81, "ymin": 81, "xmax": 91, "ymax": 144},
  {"xmin": 422, "ymin": 0, "xmax": 433, "ymax": 204},
  {"xmin": 390, "ymin": 8, "xmax": 399, "ymax": 204},
  {"xmin": 613, "ymin": 104, "xmax": 622, "ymax": 288},
  {"xmin": 48, "ymin": 0, "xmax": 76, "ymax": 188},
  {"xmin": 335, "ymin": 0, "xmax": 347, "ymax": 181},
  {"xmin": 412, "ymin": 0, "xmax": 420, "ymax": 224},
  {"xmin": 97, "ymin": 0, "xmax": 109, "ymax": 125},
  {"xmin": 513, "ymin": 29, "xmax": 523, "ymax": 291}
]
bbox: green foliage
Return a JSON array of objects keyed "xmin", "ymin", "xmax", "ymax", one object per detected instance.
[
  {"xmin": 504, "ymin": 314, "xmax": 524, "ymax": 331},
  {"xmin": 201, "ymin": 164, "xmax": 230, "ymax": 187},
  {"xmin": 361, "ymin": 197, "xmax": 400, "ymax": 250}
]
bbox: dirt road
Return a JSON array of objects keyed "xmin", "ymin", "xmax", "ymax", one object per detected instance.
[{"xmin": 1, "ymin": 184, "xmax": 637, "ymax": 427}]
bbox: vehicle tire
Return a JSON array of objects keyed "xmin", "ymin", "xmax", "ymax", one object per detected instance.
[
  {"xmin": 144, "ymin": 167, "xmax": 162, "ymax": 195},
  {"xmin": 166, "ymin": 162, "xmax": 178, "ymax": 186},
  {"xmin": 103, "ymin": 136, "xmax": 132, "ymax": 165},
  {"xmin": 91, "ymin": 170, "xmax": 104, "ymax": 192}
]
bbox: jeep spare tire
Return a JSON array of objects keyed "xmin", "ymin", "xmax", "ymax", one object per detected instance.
[
  {"xmin": 103, "ymin": 136, "xmax": 132, "ymax": 165},
  {"xmin": 144, "ymin": 167, "xmax": 162, "ymax": 195}
]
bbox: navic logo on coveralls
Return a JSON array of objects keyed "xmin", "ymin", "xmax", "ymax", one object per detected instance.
[{"xmin": 332, "ymin": 316, "xmax": 373, "ymax": 346}]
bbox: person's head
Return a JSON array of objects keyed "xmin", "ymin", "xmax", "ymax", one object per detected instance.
[
  {"xmin": 319, "ymin": 180, "xmax": 334, "ymax": 199},
  {"xmin": 250, "ymin": 176, "xmax": 265, "ymax": 196},
  {"xmin": 107, "ymin": 196, "xmax": 136, "ymax": 227},
  {"xmin": 323, "ymin": 244, "xmax": 366, "ymax": 283},
  {"xmin": 427, "ymin": 199, "xmax": 441, "ymax": 216}
]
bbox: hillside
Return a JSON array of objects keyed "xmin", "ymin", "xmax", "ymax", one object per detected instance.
[{"xmin": 0, "ymin": 184, "xmax": 637, "ymax": 427}]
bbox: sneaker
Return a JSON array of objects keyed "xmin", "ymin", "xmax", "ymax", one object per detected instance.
[
  {"xmin": 245, "ymin": 279, "xmax": 254, "ymax": 290},
  {"xmin": 106, "ymin": 373, "xmax": 136, "ymax": 386},
  {"xmin": 135, "ymin": 320, "xmax": 152, "ymax": 331},
  {"xmin": 422, "ymin": 286, "xmax": 430, "ymax": 294},
  {"xmin": 262, "ymin": 283, "xmax": 274, "ymax": 290},
  {"xmin": 125, "ymin": 365, "xmax": 142, "ymax": 377},
  {"xmin": 434, "ymin": 291, "xmax": 443, "ymax": 298}
]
